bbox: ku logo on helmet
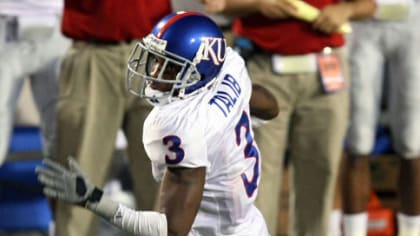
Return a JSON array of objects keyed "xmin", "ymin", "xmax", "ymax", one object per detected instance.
[{"xmin": 195, "ymin": 37, "xmax": 226, "ymax": 66}]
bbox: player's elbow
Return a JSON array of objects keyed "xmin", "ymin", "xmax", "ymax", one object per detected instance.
[
  {"xmin": 250, "ymin": 84, "xmax": 279, "ymax": 120},
  {"xmin": 250, "ymin": 105, "xmax": 279, "ymax": 120}
]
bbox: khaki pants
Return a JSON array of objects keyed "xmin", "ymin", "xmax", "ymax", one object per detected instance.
[
  {"xmin": 249, "ymin": 49, "xmax": 349, "ymax": 236},
  {"xmin": 55, "ymin": 41, "xmax": 159, "ymax": 236}
]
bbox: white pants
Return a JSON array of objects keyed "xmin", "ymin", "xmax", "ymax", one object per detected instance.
[
  {"xmin": 0, "ymin": 15, "xmax": 70, "ymax": 164},
  {"xmin": 346, "ymin": 3, "xmax": 420, "ymax": 158}
]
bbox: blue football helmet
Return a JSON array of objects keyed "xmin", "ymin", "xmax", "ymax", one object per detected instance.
[{"xmin": 127, "ymin": 11, "xmax": 227, "ymax": 105}]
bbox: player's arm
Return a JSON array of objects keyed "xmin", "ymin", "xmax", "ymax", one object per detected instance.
[
  {"xmin": 159, "ymin": 166, "xmax": 206, "ymax": 235},
  {"xmin": 250, "ymin": 84, "xmax": 279, "ymax": 120},
  {"xmin": 36, "ymin": 158, "xmax": 206, "ymax": 236},
  {"xmin": 36, "ymin": 158, "xmax": 168, "ymax": 235}
]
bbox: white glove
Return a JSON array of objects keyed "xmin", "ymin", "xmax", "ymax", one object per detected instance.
[{"xmin": 36, "ymin": 157, "xmax": 102, "ymax": 207}]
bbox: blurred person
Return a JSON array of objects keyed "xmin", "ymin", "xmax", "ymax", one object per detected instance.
[
  {"xmin": 37, "ymin": 11, "xmax": 279, "ymax": 236},
  {"xmin": 202, "ymin": 0, "xmax": 376, "ymax": 235},
  {"xmin": 170, "ymin": 0, "xmax": 234, "ymax": 45},
  {"xmin": 0, "ymin": 0, "xmax": 70, "ymax": 165},
  {"xmin": 341, "ymin": 1, "xmax": 420, "ymax": 236},
  {"xmin": 54, "ymin": 1, "xmax": 171, "ymax": 235}
]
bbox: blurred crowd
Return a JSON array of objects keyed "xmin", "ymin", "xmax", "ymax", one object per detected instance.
[{"xmin": 1, "ymin": 0, "xmax": 419, "ymax": 235}]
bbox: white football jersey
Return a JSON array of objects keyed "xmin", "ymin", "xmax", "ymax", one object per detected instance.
[{"xmin": 143, "ymin": 48, "xmax": 268, "ymax": 236}]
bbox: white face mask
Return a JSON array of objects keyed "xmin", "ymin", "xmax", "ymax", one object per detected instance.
[
  {"xmin": 127, "ymin": 41, "xmax": 203, "ymax": 105},
  {"xmin": 144, "ymin": 86, "xmax": 171, "ymax": 106}
]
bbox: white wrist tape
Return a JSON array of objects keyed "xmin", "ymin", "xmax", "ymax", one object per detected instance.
[{"xmin": 111, "ymin": 204, "xmax": 167, "ymax": 236}]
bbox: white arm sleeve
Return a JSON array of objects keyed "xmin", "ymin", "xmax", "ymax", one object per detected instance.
[
  {"xmin": 87, "ymin": 195, "xmax": 167, "ymax": 236},
  {"xmin": 111, "ymin": 204, "xmax": 167, "ymax": 236}
]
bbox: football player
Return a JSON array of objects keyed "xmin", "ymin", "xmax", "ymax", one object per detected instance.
[{"xmin": 36, "ymin": 11, "xmax": 278, "ymax": 236}]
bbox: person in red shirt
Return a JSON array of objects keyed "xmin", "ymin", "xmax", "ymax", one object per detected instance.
[
  {"xmin": 55, "ymin": 1, "xmax": 171, "ymax": 235},
  {"xmin": 202, "ymin": 0, "xmax": 376, "ymax": 235}
]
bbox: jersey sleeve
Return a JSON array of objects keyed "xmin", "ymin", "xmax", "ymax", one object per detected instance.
[
  {"xmin": 143, "ymin": 110, "xmax": 210, "ymax": 170},
  {"xmin": 222, "ymin": 48, "xmax": 252, "ymax": 104}
]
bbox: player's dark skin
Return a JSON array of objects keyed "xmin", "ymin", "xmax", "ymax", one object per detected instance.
[{"xmin": 150, "ymin": 54, "xmax": 279, "ymax": 236}]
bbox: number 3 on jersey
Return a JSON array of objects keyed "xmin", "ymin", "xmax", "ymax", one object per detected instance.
[
  {"xmin": 235, "ymin": 111, "xmax": 260, "ymax": 197},
  {"xmin": 163, "ymin": 135, "xmax": 185, "ymax": 164}
]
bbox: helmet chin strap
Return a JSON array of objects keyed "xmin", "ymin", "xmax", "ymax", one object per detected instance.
[{"xmin": 144, "ymin": 86, "xmax": 171, "ymax": 106}]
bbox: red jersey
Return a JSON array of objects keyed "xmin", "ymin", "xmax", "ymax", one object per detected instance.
[
  {"xmin": 62, "ymin": 0, "xmax": 171, "ymax": 43},
  {"xmin": 233, "ymin": 0, "xmax": 345, "ymax": 55}
]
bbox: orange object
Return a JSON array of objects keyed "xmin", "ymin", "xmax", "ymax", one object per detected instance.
[
  {"xmin": 367, "ymin": 191, "xmax": 395, "ymax": 236},
  {"xmin": 367, "ymin": 191, "xmax": 382, "ymax": 210},
  {"xmin": 317, "ymin": 53, "xmax": 346, "ymax": 93},
  {"xmin": 368, "ymin": 208, "xmax": 395, "ymax": 236}
]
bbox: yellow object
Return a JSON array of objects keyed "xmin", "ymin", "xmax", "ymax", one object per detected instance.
[
  {"xmin": 375, "ymin": 3, "xmax": 409, "ymax": 21},
  {"xmin": 287, "ymin": 0, "xmax": 352, "ymax": 34}
]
